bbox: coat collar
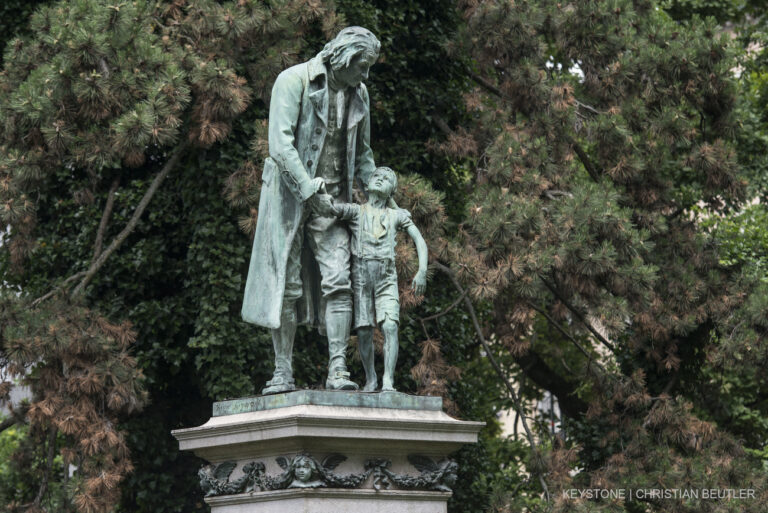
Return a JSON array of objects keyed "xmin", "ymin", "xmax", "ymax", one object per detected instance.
[{"xmin": 308, "ymin": 54, "xmax": 366, "ymax": 129}]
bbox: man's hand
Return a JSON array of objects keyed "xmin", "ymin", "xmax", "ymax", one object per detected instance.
[
  {"xmin": 299, "ymin": 177, "xmax": 327, "ymax": 201},
  {"xmin": 412, "ymin": 269, "xmax": 427, "ymax": 296}
]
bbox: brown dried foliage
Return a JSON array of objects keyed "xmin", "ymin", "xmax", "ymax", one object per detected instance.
[
  {"xmin": 1, "ymin": 296, "xmax": 145, "ymax": 513},
  {"xmin": 411, "ymin": 338, "xmax": 461, "ymax": 416}
]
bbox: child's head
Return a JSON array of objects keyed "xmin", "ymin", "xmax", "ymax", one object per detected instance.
[
  {"xmin": 367, "ymin": 166, "xmax": 397, "ymax": 198},
  {"xmin": 291, "ymin": 454, "xmax": 318, "ymax": 483}
]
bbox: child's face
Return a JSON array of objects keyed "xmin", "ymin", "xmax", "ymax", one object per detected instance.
[
  {"xmin": 294, "ymin": 458, "xmax": 313, "ymax": 482},
  {"xmin": 368, "ymin": 170, "xmax": 395, "ymax": 197}
]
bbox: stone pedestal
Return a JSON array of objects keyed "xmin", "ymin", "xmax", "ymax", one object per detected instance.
[{"xmin": 172, "ymin": 391, "xmax": 483, "ymax": 513}]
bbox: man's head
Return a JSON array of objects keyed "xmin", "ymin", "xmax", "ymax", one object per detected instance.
[
  {"xmin": 320, "ymin": 26, "xmax": 380, "ymax": 88},
  {"xmin": 367, "ymin": 166, "xmax": 397, "ymax": 199}
]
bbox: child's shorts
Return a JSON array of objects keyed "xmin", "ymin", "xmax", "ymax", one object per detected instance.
[{"xmin": 352, "ymin": 258, "xmax": 400, "ymax": 328}]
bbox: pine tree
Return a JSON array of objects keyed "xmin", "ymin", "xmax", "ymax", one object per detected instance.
[
  {"xmin": 0, "ymin": 296, "xmax": 144, "ymax": 513},
  {"xmin": 2, "ymin": 1, "xmax": 500, "ymax": 511},
  {"xmin": 0, "ymin": 1, "xmax": 341, "ymax": 512},
  {"xmin": 4, "ymin": 0, "xmax": 767, "ymax": 512},
  {"xmin": 407, "ymin": 0, "xmax": 768, "ymax": 510}
]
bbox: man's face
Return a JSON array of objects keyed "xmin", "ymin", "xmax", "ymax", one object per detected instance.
[
  {"xmin": 335, "ymin": 52, "xmax": 375, "ymax": 88},
  {"xmin": 368, "ymin": 169, "xmax": 395, "ymax": 197}
]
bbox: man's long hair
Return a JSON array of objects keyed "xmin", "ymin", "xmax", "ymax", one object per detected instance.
[{"xmin": 319, "ymin": 26, "xmax": 380, "ymax": 71}]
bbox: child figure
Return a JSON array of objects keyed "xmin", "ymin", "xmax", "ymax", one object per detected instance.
[{"xmin": 331, "ymin": 166, "xmax": 427, "ymax": 392}]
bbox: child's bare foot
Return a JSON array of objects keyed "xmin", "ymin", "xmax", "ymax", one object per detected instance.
[
  {"xmin": 381, "ymin": 378, "xmax": 395, "ymax": 392},
  {"xmin": 363, "ymin": 380, "xmax": 377, "ymax": 392}
]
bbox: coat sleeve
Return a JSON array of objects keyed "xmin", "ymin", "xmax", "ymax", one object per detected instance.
[
  {"xmin": 354, "ymin": 84, "xmax": 376, "ymax": 188},
  {"xmin": 268, "ymin": 69, "xmax": 313, "ymax": 201}
]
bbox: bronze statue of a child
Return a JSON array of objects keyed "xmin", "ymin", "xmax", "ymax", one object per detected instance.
[{"xmin": 330, "ymin": 166, "xmax": 427, "ymax": 391}]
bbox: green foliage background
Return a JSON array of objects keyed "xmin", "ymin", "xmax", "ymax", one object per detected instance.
[
  {"xmin": 0, "ymin": 1, "xmax": 48, "ymax": 64},
  {"xmin": 1, "ymin": 0, "xmax": 767, "ymax": 512},
  {"xmin": 676, "ymin": 0, "xmax": 768, "ymax": 471},
  {"xmin": 0, "ymin": 1, "xmax": 511, "ymax": 512}
]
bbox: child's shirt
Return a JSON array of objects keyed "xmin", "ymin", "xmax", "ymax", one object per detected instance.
[{"xmin": 335, "ymin": 203, "xmax": 414, "ymax": 261}]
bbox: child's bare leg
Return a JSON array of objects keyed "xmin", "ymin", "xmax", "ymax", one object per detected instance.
[
  {"xmin": 381, "ymin": 317, "xmax": 398, "ymax": 391},
  {"xmin": 357, "ymin": 326, "xmax": 377, "ymax": 391}
]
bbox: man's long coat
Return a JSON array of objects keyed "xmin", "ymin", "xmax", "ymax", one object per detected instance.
[{"xmin": 241, "ymin": 54, "xmax": 376, "ymax": 329}]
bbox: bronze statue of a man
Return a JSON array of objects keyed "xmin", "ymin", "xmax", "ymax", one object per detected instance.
[{"xmin": 242, "ymin": 27, "xmax": 380, "ymax": 394}]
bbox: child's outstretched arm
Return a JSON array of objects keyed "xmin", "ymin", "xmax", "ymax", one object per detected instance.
[
  {"xmin": 406, "ymin": 224, "xmax": 428, "ymax": 296},
  {"xmin": 330, "ymin": 198, "xmax": 359, "ymax": 220}
]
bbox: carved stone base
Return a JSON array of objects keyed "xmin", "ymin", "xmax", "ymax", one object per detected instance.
[{"xmin": 171, "ymin": 391, "xmax": 483, "ymax": 513}]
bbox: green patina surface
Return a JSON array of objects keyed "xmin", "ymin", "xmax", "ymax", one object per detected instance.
[{"xmin": 212, "ymin": 390, "xmax": 442, "ymax": 416}]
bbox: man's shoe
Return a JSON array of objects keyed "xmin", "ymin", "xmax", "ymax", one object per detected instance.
[
  {"xmin": 325, "ymin": 370, "xmax": 359, "ymax": 391},
  {"xmin": 261, "ymin": 375, "xmax": 296, "ymax": 395}
]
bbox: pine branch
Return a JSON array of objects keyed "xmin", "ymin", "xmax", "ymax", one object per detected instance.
[
  {"xmin": 466, "ymin": 66, "xmax": 604, "ymax": 120},
  {"xmin": 541, "ymin": 189, "xmax": 573, "ymax": 200},
  {"xmin": 34, "ymin": 427, "xmax": 58, "ymax": 508},
  {"xmin": 0, "ymin": 417, "xmax": 16, "ymax": 432},
  {"xmin": 0, "ymin": 414, "xmax": 23, "ymax": 433},
  {"xmin": 527, "ymin": 301, "xmax": 608, "ymax": 374},
  {"xmin": 71, "ymin": 145, "xmax": 188, "ymax": 299},
  {"xmin": 515, "ymin": 349, "xmax": 589, "ymax": 419},
  {"xmin": 464, "ymin": 66, "xmax": 506, "ymax": 100},
  {"xmin": 418, "ymin": 288, "xmax": 467, "ymax": 322},
  {"xmin": 490, "ymin": 300, "xmax": 590, "ymax": 418},
  {"xmin": 662, "ymin": 372, "xmax": 679, "ymax": 395},
  {"xmin": 98, "ymin": 57, "xmax": 110, "ymax": 79},
  {"xmin": 539, "ymin": 276, "xmax": 617, "ymax": 354},
  {"xmin": 464, "ymin": 66, "xmax": 602, "ymax": 188},
  {"xmin": 92, "ymin": 177, "xmax": 121, "ymax": 261},
  {"xmin": 433, "ymin": 261, "xmax": 551, "ymax": 503},
  {"xmin": 431, "ymin": 113, "xmax": 454, "ymax": 137},
  {"xmin": 31, "ymin": 272, "xmax": 86, "ymax": 307},
  {"xmin": 0, "ymin": 403, "xmax": 29, "ymax": 434},
  {"xmin": 574, "ymin": 99, "xmax": 604, "ymax": 116},
  {"xmin": 570, "ymin": 139, "xmax": 601, "ymax": 183}
]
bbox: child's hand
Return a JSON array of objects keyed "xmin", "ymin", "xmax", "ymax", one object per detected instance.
[
  {"xmin": 412, "ymin": 269, "xmax": 427, "ymax": 296},
  {"xmin": 310, "ymin": 189, "xmax": 334, "ymax": 217}
]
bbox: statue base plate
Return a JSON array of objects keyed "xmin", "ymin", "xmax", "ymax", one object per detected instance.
[{"xmin": 172, "ymin": 391, "xmax": 483, "ymax": 513}]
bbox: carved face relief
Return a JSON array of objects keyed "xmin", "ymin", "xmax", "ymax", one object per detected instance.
[
  {"xmin": 294, "ymin": 458, "xmax": 313, "ymax": 483},
  {"xmin": 288, "ymin": 456, "xmax": 324, "ymax": 488}
]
